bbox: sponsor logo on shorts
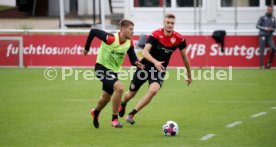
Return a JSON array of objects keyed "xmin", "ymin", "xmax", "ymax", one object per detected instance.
[{"xmin": 131, "ymin": 83, "xmax": 135, "ymax": 89}]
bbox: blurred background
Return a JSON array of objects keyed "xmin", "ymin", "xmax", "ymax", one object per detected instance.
[
  {"xmin": 0, "ymin": 0, "xmax": 275, "ymax": 68},
  {"xmin": 0, "ymin": 0, "xmax": 275, "ymax": 32}
]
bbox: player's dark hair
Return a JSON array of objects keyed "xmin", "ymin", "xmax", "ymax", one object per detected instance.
[
  {"xmin": 119, "ymin": 19, "xmax": 134, "ymax": 28},
  {"xmin": 165, "ymin": 13, "xmax": 175, "ymax": 19}
]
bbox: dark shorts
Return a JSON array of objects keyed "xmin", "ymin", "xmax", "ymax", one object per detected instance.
[
  {"xmin": 95, "ymin": 63, "xmax": 118, "ymax": 95},
  {"xmin": 129, "ymin": 67, "xmax": 166, "ymax": 91}
]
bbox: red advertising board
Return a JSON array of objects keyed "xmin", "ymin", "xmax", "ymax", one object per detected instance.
[{"xmin": 0, "ymin": 34, "xmax": 275, "ymax": 67}]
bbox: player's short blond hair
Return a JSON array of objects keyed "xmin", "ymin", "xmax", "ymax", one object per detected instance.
[
  {"xmin": 119, "ymin": 19, "xmax": 134, "ymax": 28},
  {"xmin": 164, "ymin": 13, "xmax": 175, "ymax": 19}
]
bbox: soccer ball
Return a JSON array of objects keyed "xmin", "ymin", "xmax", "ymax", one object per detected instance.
[{"xmin": 162, "ymin": 120, "xmax": 179, "ymax": 136}]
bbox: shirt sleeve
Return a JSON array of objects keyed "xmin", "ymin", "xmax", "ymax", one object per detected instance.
[
  {"xmin": 127, "ymin": 46, "xmax": 138, "ymax": 66},
  {"xmin": 256, "ymin": 16, "xmax": 266, "ymax": 31},
  {"xmin": 146, "ymin": 35, "xmax": 158, "ymax": 46},
  {"xmin": 84, "ymin": 29, "xmax": 115, "ymax": 51},
  {"xmin": 178, "ymin": 39, "xmax": 187, "ymax": 50}
]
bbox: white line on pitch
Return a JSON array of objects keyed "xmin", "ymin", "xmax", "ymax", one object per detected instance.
[
  {"xmin": 200, "ymin": 134, "xmax": 216, "ymax": 141},
  {"xmin": 250, "ymin": 112, "xmax": 267, "ymax": 118},
  {"xmin": 209, "ymin": 100, "xmax": 276, "ymax": 104},
  {"xmin": 62, "ymin": 99, "xmax": 90, "ymax": 102},
  {"xmin": 272, "ymin": 106, "xmax": 276, "ymax": 110},
  {"xmin": 226, "ymin": 121, "xmax": 243, "ymax": 128}
]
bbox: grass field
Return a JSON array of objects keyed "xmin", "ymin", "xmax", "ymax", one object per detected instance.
[
  {"xmin": 0, "ymin": 68, "xmax": 276, "ymax": 147},
  {"xmin": 0, "ymin": 5, "xmax": 14, "ymax": 11}
]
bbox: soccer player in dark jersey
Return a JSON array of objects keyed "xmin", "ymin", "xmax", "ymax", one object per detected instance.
[
  {"xmin": 118, "ymin": 14, "xmax": 192, "ymax": 125},
  {"xmin": 84, "ymin": 19, "xmax": 143, "ymax": 128}
]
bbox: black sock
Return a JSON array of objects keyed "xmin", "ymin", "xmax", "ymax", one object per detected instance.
[
  {"xmin": 112, "ymin": 115, "xmax": 118, "ymax": 121},
  {"xmin": 129, "ymin": 109, "xmax": 137, "ymax": 116},
  {"xmin": 93, "ymin": 109, "xmax": 100, "ymax": 117},
  {"xmin": 121, "ymin": 102, "xmax": 127, "ymax": 107}
]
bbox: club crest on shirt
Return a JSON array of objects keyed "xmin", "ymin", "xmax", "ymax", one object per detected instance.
[
  {"xmin": 170, "ymin": 37, "xmax": 176, "ymax": 44},
  {"xmin": 131, "ymin": 83, "xmax": 135, "ymax": 90}
]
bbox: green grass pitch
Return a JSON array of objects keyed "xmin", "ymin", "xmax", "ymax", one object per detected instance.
[{"xmin": 0, "ymin": 68, "xmax": 276, "ymax": 146}]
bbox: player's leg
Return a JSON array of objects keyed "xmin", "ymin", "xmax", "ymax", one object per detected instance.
[
  {"xmin": 90, "ymin": 90, "xmax": 112, "ymax": 128},
  {"xmin": 126, "ymin": 82, "xmax": 161, "ymax": 125},
  {"xmin": 96, "ymin": 79, "xmax": 124, "ymax": 128},
  {"xmin": 91, "ymin": 63, "xmax": 122, "ymax": 128},
  {"xmin": 133, "ymin": 82, "xmax": 160, "ymax": 112},
  {"xmin": 90, "ymin": 63, "xmax": 113, "ymax": 128},
  {"xmin": 119, "ymin": 69, "xmax": 147, "ymax": 117},
  {"xmin": 126, "ymin": 69, "xmax": 165, "ymax": 125},
  {"xmin": 111, "ymin": 80, "xmax": 124, "ymax": 128},
  {"xmin": 266, "ymin": 35, "xmax": 275, "ymax": 69},
  {"xmin": 259, "ymin": 36, "xmax": 266, "ymax": 69},
  {"xmin": 98, "ymin": 70, "xmax": 124, "ymax": 128},
  {"xmin": 112, "ymin": 81, "xmax": 124, "ymax": 115},
  {"xmin": 96, "ymin": 91, "xmax": 112, "ymax": 111},
  {"xmin": 119, "ymin": 90, "xmax": 138, "ymax": 117},
  {"xmin": 122, "ymin": 90, "xmax": 138, "ymax": 104}
]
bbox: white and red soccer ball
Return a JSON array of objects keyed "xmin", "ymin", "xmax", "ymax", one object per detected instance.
[{"xmin": 162, "ymin": 120, "xmax": 179, "ymax": 136}]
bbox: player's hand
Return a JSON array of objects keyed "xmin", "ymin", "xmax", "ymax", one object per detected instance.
[
  {"xmin": 186, "ymin": 77, "xmax": 192, "ymax": 86},
  {"xmin": 83, "ymin": 50, "xmax": 89, "ymax": 55},
  {"xmin": 136, "ymin": 61, "xmax": 145, "ymax": 69},
  {"xmin": 154, "ymin": 61, "xmax": 165, "ymax": 71},
  {"xmin": 266, "ymin": 27, "xmax": 274, "ymax": 32}
]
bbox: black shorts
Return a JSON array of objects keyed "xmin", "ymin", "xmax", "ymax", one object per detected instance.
[
  {"xmin": 129, "ymin": 67, "xmax": 166, "ymax": 91},
  {"xmin": 95, "ymin": 63, "xmax": 118, "ymax": 95}
]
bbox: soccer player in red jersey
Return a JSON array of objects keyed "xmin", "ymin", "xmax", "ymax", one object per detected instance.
[{"xmin": 118, "ymin": 14, "xmax": 192, "ymax": 125}]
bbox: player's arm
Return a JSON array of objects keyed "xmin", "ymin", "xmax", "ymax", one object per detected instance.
[
  {"xmin": 127, "ymin": 45, "xmax": 144, "ymax": 69},
  {"xmin": 256, "ymin": 16, "xmax": 273, "ymax": 32},
  {"xmin": 256, "ymin": 17, "xmax": 266, "ymax": 31},
  {"xmin": 179, "ymin": 40, "xmax": 192, "ymax": 86},
  {"xmin": 142, "ymin": 36, "xmax": 165, "ymax": 71},
  {"xmin": 84, "ymin": 29, "xmax": 114, "ymax": 55}
]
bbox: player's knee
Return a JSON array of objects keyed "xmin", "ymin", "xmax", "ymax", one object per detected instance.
[
  {"xmin": 114, "ymin": 82, "xmax": 124, "ymax": 94},
  {"xmin": 148, "ymin": 83, "xmax": 160, "ymax": 96},
  {"xmin": 114, "ymin": 87, "xmax": 124, "ymax": 94},
  {"xmin": 148, "ymin": 88, "xmax": 159, "ymax": 97}
]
